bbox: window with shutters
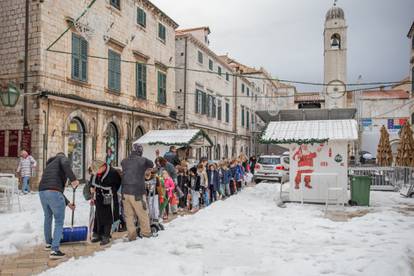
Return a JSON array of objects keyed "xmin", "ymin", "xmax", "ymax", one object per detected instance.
[
  {"xmin": 207, "ymin": 95, "xmax": 213, "ymax": 117},
  {"xmin": 201, "ymin": 92, "xmax": 207, "ymax": 115},
  {"xmin": 110, "ymin": 0, "xmax": 120, "ymax": 9},
  {"xmin": 241, "ymin": 83, "xmax": 245, "ymax": 93},
  {"xmin": 71, "ymin": 34, "xmax": 88, "ymax": 82},
  {"xmin": 246, "ymin": 110, "xmax": 250, "ymax": 129},
  {"xmin": 158, "ymin": 23, "xmax": 166, "ymax": 42},
  {"xmin": 212, "ymin": 96, "xmax": 217, "ymax": 118},
  {"xmin": 225, "ymin": 102, "xmax": 230, "ymax": 123},
  {"xmin": 217, "ymin": 100, "xmax": 222, "ymax": 121},
  {"xmin": 198, "ymin": 51, "xmax": 203, "ymax": 64},
  {"xmin": 108, "ymin": 50, "xmax": 121, "ymax": 92},
  {"xmin": 136, "ymin": 63, "xmax": 146, "ymax": 99},
  {"xmin": 241, "ymin": 106, "xmax": 245, "ymax": 126},
  {"xmin": 209, "ymin": 59, "xmax": 213, "ymax": 71},
  {"xmin": 247, "ymin": 87, "xmax": 250, "ymax": 97},
  {"xmin": 157, "ymin": 71, "xmax": 167, "ymax": 104},
  {"xmin": 226, "ymin": 72, "xmax": 229, "ymax": 81},
  {"xmin": 218, "ymin": 66, "xmax": 222, "ymax": 76},
  {"xmin": 137, "ymin": 7, "xmax": 146, "ymax": 28},
  {"xmin": 195, "ymin": 89, "xmax": 204, "ymax": 114}
]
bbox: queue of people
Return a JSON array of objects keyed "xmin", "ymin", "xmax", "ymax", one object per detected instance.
[{"xmin": 38, "ymin": 144, "xmax": 256, "ymax": 260}]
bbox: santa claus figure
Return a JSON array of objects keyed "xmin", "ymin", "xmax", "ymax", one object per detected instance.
[{"xmin": 293, "ymin": 144, "xmax": 323, "ymax": 189}]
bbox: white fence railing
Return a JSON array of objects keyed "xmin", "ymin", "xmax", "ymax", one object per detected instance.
[{"xmin": 349, "ymin": 167, "xmax": 414, "ymax": 191}]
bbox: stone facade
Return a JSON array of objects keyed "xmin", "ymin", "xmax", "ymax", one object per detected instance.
[
  {"xmin": 408, "ymin": 22, "xmax": 414, "ymax": 123},
  {"xmin": 0, "ymin": 0, "xmax": 179, "ymax": 185},
  {"xmin": 176, "ymin": 27, "xmax": 239, "ymax": 159}
]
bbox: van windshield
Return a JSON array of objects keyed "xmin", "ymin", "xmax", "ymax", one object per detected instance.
[{"xmin": 258, "ymin": 157, "xmax": 281, "ymax": 165}]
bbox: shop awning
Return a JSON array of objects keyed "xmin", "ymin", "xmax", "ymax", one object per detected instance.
[
  {"xmin": 261, "ymin": 119, "xmax": 358, "ymax": 144},
  {"xmin": 133, "ymin": 129, "xmax": 213, "ymax": 147}
]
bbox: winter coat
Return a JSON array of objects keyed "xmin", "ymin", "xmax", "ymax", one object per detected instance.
[
  {"xmin": 198, "ymin": 170, "xmax": 208, "ymax": 188},
  {"xmin": 39, "ymin": 154, "xmax": 76, "ymax": 193},
  {"xmin": 164, "ymin": 177, "xmax": 175, "ymax": 198},
  {"xmin": 242, "ymin": 162, "xmax": 250, "ymax": 173},
  {"xmin": 121, "ymin": 151, "xmax": 154, "ymax": 198},
  {"xmin": 249, "ymin": 158, "xmax": 257, "ymax": 174},
  {"xmin": 159, "ymin": 161, "xmax": 177, "ymax": 182},
  {"xmin": 207, "ymin": 169, "xmax": 220, "ymax": 191},
  {"xmin": 164, "ymin": 151, "xmax": 180, "ymax": 166},
  {"xmin": 16, "ymin": 155, "xmax": 37, "ymax": 177},
  {"xmin": 91, "ymin": 166, "xmax": 121, "ymax": 226},
  {"xmin": 177, "ymin": 174, "xmax": 189, "ymax": 194},
  {"xmin": 220, "ymin": 168, "xmax": 231, "ymax": 184},
  {"xmin": 230, "ymin": 165, "xmax": 243, "ymax": 182}
]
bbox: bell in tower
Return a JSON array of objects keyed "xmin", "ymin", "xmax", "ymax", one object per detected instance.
[{"xmin": 330, "ymin": 34, "xmax": 341, "ymax": 49}]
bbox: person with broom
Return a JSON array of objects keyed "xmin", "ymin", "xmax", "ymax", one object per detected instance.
[
  {"xmin": 89, "ymin": 160, "xmax": 121, "ymax": 246},
  {"xmin": 38, "ymin": 152, "xmax": 79, "ymax": 259}
]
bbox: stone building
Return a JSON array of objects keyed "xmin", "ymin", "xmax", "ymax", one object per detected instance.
[
  {"xmin": 0, "ymin": 0, "xmax": 178, "ymax": 183},
  {"xmin": 175, "ymin": 27, "xmax": 243, "ymax": 160}
]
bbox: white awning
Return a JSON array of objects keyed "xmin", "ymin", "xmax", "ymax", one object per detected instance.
[
  {"xmin": 261, "ymin": 119, "xmax": 358, "ymax": 144},
  {"xmin": 133, "ymin": 129, "xmax": 213, "ymax": 147}
]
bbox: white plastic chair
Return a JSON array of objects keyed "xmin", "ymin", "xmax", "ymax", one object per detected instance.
[{"xmin": 0, "ymin": 173, "xmax": 22, "ymax": 212}]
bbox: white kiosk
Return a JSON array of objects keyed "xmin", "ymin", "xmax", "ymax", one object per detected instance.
[
  {"xmin": 261, "ymin": 120, "xmax": 358, "ymax": 204},
  {"xmin": 133, "ymin": 129, "xmax": 213, "ymax": 162}
]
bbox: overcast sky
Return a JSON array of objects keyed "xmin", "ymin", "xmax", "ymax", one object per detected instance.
[{"xmin": 152, "ymin": 0, "xmax": 414, "ymax": 92}]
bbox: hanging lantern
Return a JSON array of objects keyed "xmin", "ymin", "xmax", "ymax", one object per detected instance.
[{"xmin": 0, "ymin": 83, "xmax": 20, "ymax": 107}]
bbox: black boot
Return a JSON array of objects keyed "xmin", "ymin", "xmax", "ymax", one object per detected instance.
[
  {"xmin": 91, "ymin": 234, "xmax": 101, "ymax": 243},
  {"xmin": 100, "ymin": 236, "xmax": 110, "ymax": 246}
]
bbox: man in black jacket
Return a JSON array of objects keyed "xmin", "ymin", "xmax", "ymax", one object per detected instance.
[
  {"xmin": 38, "ymin": 153, "xmax": 79, "ymax": 259},
  {"xmin": 121, "ymin": 144, "xmax": 154, "ymax": 240}
]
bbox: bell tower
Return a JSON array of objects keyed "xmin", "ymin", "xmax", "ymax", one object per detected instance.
[{"xmin": 323, "ymin": 1, "xmax": 347, "ymax": 108}]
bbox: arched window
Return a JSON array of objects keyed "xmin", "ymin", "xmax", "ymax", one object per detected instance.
[
  {"xmin": 106, "ymin": 123, "xmax": 118, "ymax": 166},
  {"xmin": 215, "ymin": 144, "xmax": 221, "ymax": 160},
  {"xmin": 224, "ymin": 145, "xmax": 229, "ymax": 159},
  {"xmin": 330, "ymin": 33, "xmax": 341, "ymax": 49},
  {"xmin": 134, "ymin": 126, "xmax": 145, "ymax": 139},
  {"xmin": 68, "ymin": 118, "xmax": 85, "ymax": 180}
]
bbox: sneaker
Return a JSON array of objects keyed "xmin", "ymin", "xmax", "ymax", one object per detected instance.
[
  {"xmin": 44, "ymin": 244, "xmax": 51, "ymax": 251},
  {"xmin": 49, "ymin": 250, "xmax": 65, "ymax": 259},
  {"xmin": 91, "ymin": 236, "xmax": 101, "ymax": 243}
]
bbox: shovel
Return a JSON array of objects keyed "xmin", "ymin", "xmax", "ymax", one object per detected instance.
[{"xmin": 61, "ymin": 186, "xmax": 88, "ymax": 243}]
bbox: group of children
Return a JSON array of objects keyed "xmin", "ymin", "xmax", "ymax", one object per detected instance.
[{"xmin": 144, "ymin": 155, "xmax": 252, "ymax": 222}]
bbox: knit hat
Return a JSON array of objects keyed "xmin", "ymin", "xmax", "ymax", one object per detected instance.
[{"xmin": 132, "ymin": 143, "xmax": 143, "ymax": 156}]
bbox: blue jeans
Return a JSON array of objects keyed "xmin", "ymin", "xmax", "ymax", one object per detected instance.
[
  {"xmin": 22, "ymin": 176, "xmax": 30, "ymax": 193},
  {"xmin": 39, "ymin": 191, "xmax": 66, "ymax": 251}
]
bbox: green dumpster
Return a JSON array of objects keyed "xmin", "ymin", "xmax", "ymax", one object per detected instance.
[{"xmin": 350, "ymin": 176, "xmax": 371, "ymax": 206}]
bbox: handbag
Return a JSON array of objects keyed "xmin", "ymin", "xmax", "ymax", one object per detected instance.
[{"xmin": 102, "ymin": 190, "xmax": 113, "ymax": 205}]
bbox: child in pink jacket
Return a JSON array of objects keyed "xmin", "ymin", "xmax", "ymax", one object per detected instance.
[{"xmin": 162, "ymin": 170, "xmax": 175, "ymax": 220}]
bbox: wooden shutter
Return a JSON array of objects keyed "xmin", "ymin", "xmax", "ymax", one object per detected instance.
[
  {"xmin": 80, "ymin": 38, "xmax": 88, "ymax": 81},
  {"xmin": 71, "ymin": 34, "xmax": 80, "ymax": 79}
]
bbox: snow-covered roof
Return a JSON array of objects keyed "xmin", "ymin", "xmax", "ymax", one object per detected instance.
[
  {"xmin": 261, "ymin": 119, "xmax": 358, "ymax": 144},
  {"xmin": 133, "ymin": 129, "xmax": 213, "ymax": 146}
]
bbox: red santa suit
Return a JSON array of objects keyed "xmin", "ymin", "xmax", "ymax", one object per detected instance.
[{"xmin": 293, "ymin": 146, "xmax": 318, "ymax": 189}]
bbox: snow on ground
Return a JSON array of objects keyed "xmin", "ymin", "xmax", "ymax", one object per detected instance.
[
  {"xmin": 39, "ymin": 183, "xmax": 414, "ymax": 276},
  {"xmin": 0, "ymin": 187, "xmax": 90, "ymax": 255}
]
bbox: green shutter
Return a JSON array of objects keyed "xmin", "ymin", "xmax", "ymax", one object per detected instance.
[
  {"xmin": 137, "ymin": 8, "xmax": 146, "ymax": 27},
  {"xmin": 136, "ymin": 63, "xmax": 146, "ymax": 99},
  {"xmin": 71, "ymin": 34, "xmax": 80, "ymax": 79},
  {"xmin": 108, "ymin": 50, "xmax": 121, "ymax": 92},
  {"xmin": 247, "ymin": 110, "xmax": 250, "ymax": 128},
  {"xmin": 80, "ymin": 38, "xmax": 88, "ymax": 81},
  {"xmin": 157, "ymin": 71, "xmax": 166, "ymax": 104}
]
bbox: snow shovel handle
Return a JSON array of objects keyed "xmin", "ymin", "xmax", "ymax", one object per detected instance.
[{"xmin": 71, "ymin": 186, "xmax": 77, "ymax": 228}]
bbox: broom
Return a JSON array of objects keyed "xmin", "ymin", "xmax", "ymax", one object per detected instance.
[{"xmin": 61, "ymin": 186, "xmax": 88, "ymax": 243}]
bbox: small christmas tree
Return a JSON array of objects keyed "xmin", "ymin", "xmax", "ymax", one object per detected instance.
[
  {"xmin": 376, "ymin": 125, "xmax": 393, "ymax": 166},
  {"xmin": 395, "ymin": 122, "xmax": 414, "ymax": 167}
]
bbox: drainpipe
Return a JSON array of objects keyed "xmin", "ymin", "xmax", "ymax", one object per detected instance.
[
  {"xmin": 183, "ymin": 37, "xmax": 188, "ymax": 126},
  {"xmin": 232, "ymin": 71, "xmax": 238, "ymax": 156},
  {"xmin": 23, "ymin": 0, "xmax": 30, "ymax": 127},
  {"xmin": 43, "ymin": 98, "xmax": 50, "ymax": 170}
]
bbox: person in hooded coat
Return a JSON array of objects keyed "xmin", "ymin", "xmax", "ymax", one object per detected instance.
[{"xmin": 89, "ymin": 160, "xmax": 121, "ymax": 246}]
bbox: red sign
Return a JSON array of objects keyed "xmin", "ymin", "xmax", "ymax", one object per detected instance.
[
  {"xmin": 0, "ymin": 131, "xmax": 5, "ymax": 157},
  {"xmin": 8, "ymin": 130, "xmax": 19, "ymax": 157},
  {"xmin": 21, "ymin": 128, "xmax": 31, "ymax": 154}
]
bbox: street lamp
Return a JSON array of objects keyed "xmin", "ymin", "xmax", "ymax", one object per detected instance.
[{"xmin": 0, "ymin": 83, "xmax": 20, "ymax": 107}]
